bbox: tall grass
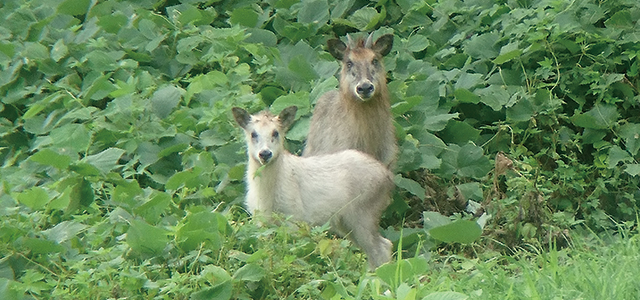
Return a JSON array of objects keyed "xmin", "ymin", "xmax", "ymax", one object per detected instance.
[{"xmin": 419, "ymin": 225, "xmax": 640, "ymax": 300}]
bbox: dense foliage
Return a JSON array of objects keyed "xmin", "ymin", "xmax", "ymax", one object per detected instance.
[{"xmin": 1, "ymin": 0, "xmax": 639, "ymax": 298}]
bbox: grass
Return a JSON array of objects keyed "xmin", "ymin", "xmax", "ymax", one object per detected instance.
[
  {"xmin": 408, "ymin": 224, "xmax": 640, "ymax": 300},
  {"xmin": 233, "ymin": 220, "xmax": 640, "ymax": 300}
]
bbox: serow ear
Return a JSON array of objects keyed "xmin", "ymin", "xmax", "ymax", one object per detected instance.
[
  {"xmin": 232, "ymin": 107, "xmax": 251, "ymax": 129},
  {"xmin": 372, "ymin": 34, "xmax": 394, "ymax": 57},
  {"xmin": 327, "ymin": 38, "xmax": 347, "ymax": 61},
  {"xmin": 278, "ymin": 106, "xmax": 298, "ymax": 131}
]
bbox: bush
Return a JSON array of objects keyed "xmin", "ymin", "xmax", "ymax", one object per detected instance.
[{"xmin": 0, "ymin": 0, "xmax": 639, "ymax": 298}]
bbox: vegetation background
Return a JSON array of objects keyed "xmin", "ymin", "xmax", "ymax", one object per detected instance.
[{"xmin": 1, "ymin": 0, "xmax": 639, "ymax": 299}]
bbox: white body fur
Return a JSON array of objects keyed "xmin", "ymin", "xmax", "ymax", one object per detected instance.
[{"xmin": 233, "ymin": 106, "xmax": 393, "ymax": 269}]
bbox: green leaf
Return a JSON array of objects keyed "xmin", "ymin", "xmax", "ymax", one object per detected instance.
[
  {"xmin": 69, "ymin": 162, "xmax": 101, "ymax": 176},
  {"xmin": 298, "ymin": 0, "xmax": 329, "ymax": 25},
  {"xmin": 42, "ymin": 220, "xmax": 87, "ymax": 244},
  {"xmin": 442, "ymin": 120, "xmax": 480, "ymax": 145},
  {"xmin": 406, "ymin": 34, "xmax": 429, "ymax": 52},
  {"xmin": 453, "ymin": 89, "xmax": 480, "ymax": 104},
  {"xmin": 493, "ymin": 42, "xmax": 522, "ymax": 64},
  {"xmin": 81, "ymin": 72, "xmax": 116, "ymax": 100},
  {"xmin": 392, "ymin": 95, "xmax": 423, "ymax": 115},
  {"xmin": 288, "ymin": 55, "xmax": 319, "ymax": 82},
  {"xmin": 158, "ymin": 143, "xmax": 189, "ymax": 158},
  {"xmin": 607, "ymin": 146, "xmax": 632, "ymax": 168},
  {"xmin": 167, "ymin": 4, "xmax": 210, "ymax": 26},
  {"xmin": 62, "ymin": 177, "xmax": 95, "ymax": 213},
  {"xmin": 429, "ymin": 219, "xmax": 482, "ymax": 244},
  {"xmin": 126, "ymin": 219, "xmax": 170, "ymax": 256},
  {"xmin": 20, "ymin": 238, "xmax": 64, "ymax": 254},
  {"xmin": 396, "ymin": 283, "xmax": 417, "ymax": 300},
  {"xmin": 233, "ymin": 263, "xmax": 265, "ymax": 282},
  {"xmin": 272, "ymin": 17, "xmax": 316, "ymax": 41},
  {"xmin": 287, "ymin": 116, "xmax": 310, "ymax": 142},
  {"xmin": 190, "ymin": 266, "xmax": 232, "ymax": 300},
  {"xmin": 457, "ymin": 143, "xmax": 491, "ymax": 179},
  {"xmin": 423, "ymin": 291, "xmax": 469, "ymax": 300},
  {"xmin": 455, "ymin": 73, "xmax": 483, "ymax": 90},
  {"xmin": 48, "ymin": 186, "xmax": 71, "ymax": 210},
  {"xmin": 229, "ymin": 7, "xmax": 259, "ymax": 27},
  {"xmin": 463, "ymin": 33, "xmax": 499, "ymax": 59},
  {"xmin": 98, "ymin": 13, "xmax": 128, "ymax": 34},
  {"xmin": 423, "ymin": 211, "xmax": 451, "ymax": 231},
  {"xmin": 15, "ymin": 187, "xmax": 51, "ymax": 210},
  {"xmin": 618, "ymin": 123, "xmax": 640, "ymax": 156},
  {"xmin": 84, "ymin": 148, "xmax": 125, "ymax": 174},
  {"xmin": 84, "ymin": 50, "xmax": 120, "ymax": 72},
  {"xmin": 476, "ymin": 85, "xmax": 511, "ymax": 111},
  {"xmin": 0, "ymin": 278, "xmax": 21, "ymax": 300},
  {"xmin": 23, "ymin": 42, "xmax": 49, "ymax": 61},
  {"xmin": 270, "ymin": 92, "xmax": 310, "ymax": 117},
  {"xmin": 456, "ymin": 182, "xmax": 483, "ymax": 202},
  {"xmin": 112, "ymin": 180, "xmax": 143, "ymax": 209},
  {"xmin": 424, "ymin": 112, "xmax": 459, "ymax": 131},
  {"xmin": 51, "ymin": 39, "xmax": 69, "ymax": 62},
  {"xmin": 152, "ymin": 85, "xmax": 183, "ymax": 119},
  {"xmin": 30, "ymin": 149, "xmax": 72, "ymax": 169},
  {"xmin": 625, "ymin": 164, "xmax": 640, "ymax": 176},
  {"xmin": 165, "ymin": 167, "xmax": 203, "ymax": 190},
  {"xmin": 571, "ymin": 104, "xmax": 619, "ymax": 130},
  {"xmin": 245, "ymin": 28, "xmax": 278, "ymax": 46},
  {"xmin": 57, "ymin": 0, "xmax": 91, "ymax": 16},
  {"xmin": 506, "ymin": 97, "xmax": 534, "ymax": 122},
  {"xmin": 348, "ymin": 7, "xmax": 382, "ymax": 31},
  {"xmin": 605, "ymin": 10, "xmax": 633, "ymax": 29},
  {"xmin": 330, "ymin": 0, "xmax": 355, "ymax": 19},
  {"xmin": 394, "ymin": 174, "xmax": 425, "ymax": 200},
  {"xmin": 375, "ymin": 256, "xmax": 428, "ymax": 289},
  {"xmin": 134, "ymin": 192, "xmax": 172, "ymax": 224},
  {"xmin": 176, "ymin": 211, "xmax": 228, "ymax": 252},
  {"xmin": 50, "ymin": 124, "xmax": 91, "ymax": 153},
  {"xmin": 439, "ymin": 144, "xmax": 491, "ymax": 179}
]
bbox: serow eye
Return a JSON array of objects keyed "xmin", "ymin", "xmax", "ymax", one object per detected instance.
[
  {"xmin": 346, "ymin": 61, "xmax": 353, "ymax": 69},
  {"xmin": 251, "ymin": 131, "xmax": 258, "ymax": 139},
  {"xmin": 372, "ymin": 58, "xmax": 379, "ymax": 66},
  {"xmin": 272, "ymin": 130, "xmax": 279, "ymax": 139}
]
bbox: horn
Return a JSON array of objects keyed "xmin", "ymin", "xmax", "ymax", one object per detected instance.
[
  {"xmin": 346, "ymin": 34, "xmax": 353, "ymax": 47},
  {"xmin": 365, "ymin": 33, "xmax": 374, "ymax": 48}
]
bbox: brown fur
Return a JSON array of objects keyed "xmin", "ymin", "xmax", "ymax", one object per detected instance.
[{"xmin": 304, "ymin": 33, "xmax": 398, "ymax": 168}]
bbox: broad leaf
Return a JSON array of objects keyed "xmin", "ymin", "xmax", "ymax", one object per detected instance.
[
  {"xmin": 42, "ymin": 220, "xmax": 87, "ymax": 244},
  {"xmin": 126, "ymin": 219, "xmax": 169, "ymax": 256},
  {"xmin": 30, "ymin": 149, "xmax": 72, "ymax": 169},
  {"xmin": 572, "ymin": 104, "xmax": 619, "ymax": 130},
  {"xmin": 394, "ymin": 174, "xmax": 425, "ymax": 200},
  {"xmin": 424, "ymin": 291, "xmax": 469, "ymax": 300},
  {"xmin": 151, "ymin": 85, "xmax": 183, "ymax": 119},
  {"xmin": 429, "ymin": 219, "xmax": 482, "ymax": 244},
  {"xmin": 84, "ymin": 148, "xmax": 125, "ymax": 174},
  {"xmin": 15, "ymin": 187, "xmax": 51, "ymax": 210},
  {"xmin": 233, "ymin": 263, "xmax": 265, "ymax": 282}
]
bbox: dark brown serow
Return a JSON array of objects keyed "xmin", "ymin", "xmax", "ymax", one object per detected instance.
[{"xmin": 304, "ymin": 33, "xmax": 398, "ymax": 169}]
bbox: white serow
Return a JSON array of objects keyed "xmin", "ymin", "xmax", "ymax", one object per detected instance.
[{"xmin": 233, "ymin": 106, "xmax": 393, "ymax": 269}]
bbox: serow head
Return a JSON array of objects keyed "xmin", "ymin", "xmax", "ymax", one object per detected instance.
[
  {"xmin": 327, "ymin": 33, "xmax": 394, "ymax": 101},
  {"xmin": 232, "ymin": 106, "xmax": 298, "ymax": 165}
]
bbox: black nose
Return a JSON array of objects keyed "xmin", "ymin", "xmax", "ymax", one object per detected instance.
[
  {"xmin": 259, "ymin": 150, "xmax": 272, "ymax": 162},
  {"xmin": 357, "ymin": 83, "xmax": 374, "ymax": 97}
]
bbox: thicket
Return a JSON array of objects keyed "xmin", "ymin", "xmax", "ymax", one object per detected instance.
[{"xmin": 0, "ymin": 0, "xmax": 639, "ymax": 298}]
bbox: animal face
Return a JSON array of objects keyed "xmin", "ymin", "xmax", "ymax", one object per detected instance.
[
  {"xmin": 328, "ymin": 34, "xmax": 393, "ymax": 101},
  {"xmin": 232, "ymin": 106, "xmax": 298, "ymax": 165}
]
